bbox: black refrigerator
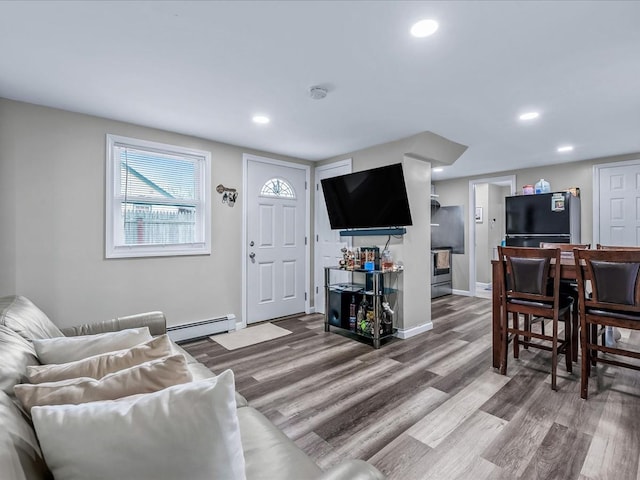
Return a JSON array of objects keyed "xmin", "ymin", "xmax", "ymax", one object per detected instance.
[{"xmin": 505, "ymin": 192, "xmax": 581, "ymax": 247}]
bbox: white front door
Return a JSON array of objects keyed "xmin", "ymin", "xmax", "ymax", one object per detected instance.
[
  {"xmin": 246, "ymin": 157, "xmax": 307, "ymax": 324},
  {"xmin": 595, "ymin": 160, "xmax": 640, "ymax": 246},
  {"xmin": 314, "ymin": 160, "xmax": 351, "ymax": 314}
]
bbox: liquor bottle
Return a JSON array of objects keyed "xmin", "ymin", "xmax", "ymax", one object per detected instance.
[
  {"xmin": 381, "ymin": 301, "xmax": 394, "ymax": 335},
  {"xmin": 349, "ymin": 295, "xmax": 357, "ymax": 331},
  {"xmin": 354, "ymin": 248, "xmax": 361, "ymax": 270},
  {"xmin": 356, "ymin": 297, "xmax": 369, "ymax": 334}
]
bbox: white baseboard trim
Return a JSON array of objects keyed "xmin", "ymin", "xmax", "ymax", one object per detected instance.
[
  {"xmin": 396, "ymin": 321, "xmax": 433, "ymax": 339},
  {"xmin": 476, "ymin": 282, "xmax": 491, "ymax": 291},
  {"xmin": 452, "ymin": 289, "xmax": 472, "ymax": 296},
  {"xmin": 167, "ymin": 314, "xmax": 236, "ymax": 343}
]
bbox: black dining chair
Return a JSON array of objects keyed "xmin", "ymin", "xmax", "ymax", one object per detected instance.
[
  {"xmin": 498, "ymin": 246, "xmax": 573, "ymax": 391},
  {"xmin": 539, "ymin": 243, "xmax": 590, "ymax": 362},
  {"xmin": 573, "ymin": 248, "xmax": 640, "ymax": 399}
]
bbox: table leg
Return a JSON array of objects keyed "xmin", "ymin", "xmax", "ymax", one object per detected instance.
[{"xmin": 492, "ymin": 261, "xmax": 501, "ymax": 368}]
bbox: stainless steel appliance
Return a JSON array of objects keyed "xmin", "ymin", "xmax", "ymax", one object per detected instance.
[
  {"xmin": 431, "ymin": 247, "xmax": 452, "ymax": 298},
  {"xmin": 432, "ymin": 205, "xmax": 464, "ymax": 253},
  {"xmin": 505, "ymin": 192, "xmax": 581, "ymax": 246}
]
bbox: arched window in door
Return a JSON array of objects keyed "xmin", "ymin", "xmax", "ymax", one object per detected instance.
[{"xmin": 260, "ymin": 178, "xmax": 296, "ymax": 198}]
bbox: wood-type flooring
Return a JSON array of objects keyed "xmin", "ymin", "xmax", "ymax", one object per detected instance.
[{"xmin": 183, "ymin": 295, "xmax": 640, "ymax": 480}]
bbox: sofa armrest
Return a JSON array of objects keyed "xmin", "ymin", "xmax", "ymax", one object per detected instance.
[
  {"xmin": 317, "ymin": 460, "xmax": 385, "ymax": 480},
  {"xmin": 60, "ymin": 311, "xmax": 167, "ymax": 337}
]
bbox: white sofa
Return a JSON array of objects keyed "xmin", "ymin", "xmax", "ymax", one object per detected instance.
[{"xmin": 0, "ymin": 295, "xmax": 384, "ymax": 480}]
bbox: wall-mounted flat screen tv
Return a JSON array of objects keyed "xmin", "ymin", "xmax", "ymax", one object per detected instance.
[{"xmin": 321, "ymin": 163, "xmax": 413, "ymax": 230}]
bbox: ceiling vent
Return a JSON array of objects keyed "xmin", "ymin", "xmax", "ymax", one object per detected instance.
[{"xmin": 309, "ymin": 86, "xmax": 328, "ymax": 100}]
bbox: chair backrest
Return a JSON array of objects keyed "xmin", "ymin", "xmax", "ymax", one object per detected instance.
[
  {"xmin": 540, "ymin": 242, "xmax": 590, "ymax": 251},
  {"xmin": 574, "ymin": 249, "xmax": 640, "ymax": 311},
  {"xmin": 498, "ymin": 246, "xmax": 562, "ymax": 308},
  {"xmin": 596, "ymin": 244, "xmax": 640, "ymax": 251}
]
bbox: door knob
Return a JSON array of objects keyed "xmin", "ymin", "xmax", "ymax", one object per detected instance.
[
  {"xmin": 249, "ymin": 252, "xmax": 256, "ymax": 259},
  {"xmin": 249, "ymin": 241, "xmax": 255, "ymax": 247}
]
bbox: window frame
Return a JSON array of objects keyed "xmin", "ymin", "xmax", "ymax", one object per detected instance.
[
  {"xmin": 259, "ymin": 177, "xmax": 297, "ymax": 199},
  {"xmin": 105, "ymin": 134, "xmax": 211, "ymax": 259}
]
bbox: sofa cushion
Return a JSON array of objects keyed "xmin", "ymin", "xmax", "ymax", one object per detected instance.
[
  {"xmin": 0, "ymin": 296, "xmax": 63, "ymax": 341},
  {"xmin": 0, "ymin": 325, "xmax": 40, "ymax": 396},
  {"xmin": 15, "ymin": 354, "xmax": 192, "ymax": 412},
  {"xmin": 26, "ymin": 334, "xmax": 173, "ymax": 383},
  {"xmin": 0, "ymin": 391, "xmax": 51, "ymax": 480},
  {"xmin": 238, "ymin": 406, "xmax": 323, "ymax": 480},
  {"xmin": 32, "ymin": 370, "xmax": 245, "ymax": 480},
  {"xmin": 32, "ymin": 327, "xmax": 152, "ymax": 364}
]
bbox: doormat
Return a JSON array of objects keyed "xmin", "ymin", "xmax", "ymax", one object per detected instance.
[{"xmin": 211, "ymin": 323, "xmax": 292, "ymax": 351}]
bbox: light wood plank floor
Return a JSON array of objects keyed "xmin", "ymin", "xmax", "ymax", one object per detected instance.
[{"xmin": 183, "ymin": 295, "xmax": 640, "ymax": 480}]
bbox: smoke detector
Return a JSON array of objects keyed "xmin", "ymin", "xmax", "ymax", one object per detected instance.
[{"xmin": 308, "ymin": 86, "xmax": 328, "ymax": 100}]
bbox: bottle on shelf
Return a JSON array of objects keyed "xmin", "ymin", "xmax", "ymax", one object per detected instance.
[
  {"xmin": 349, "ymin": 295, "xmax": 357, "ymax": 331},
  {"xmin": 381, "ymin": 249, "xmax": 393, "ymax": 271},
  {"xmin": 356, "ymin": 297, "xmax": 369, "ymax": 334},
  {"xmin": 381, "ymin": 301, "xmax": 394, "ymax": 335}
]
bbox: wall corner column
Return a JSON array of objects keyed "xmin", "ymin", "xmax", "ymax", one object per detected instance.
[{"xmin": 396, "ymin": 156, "xmax": 432, "ymax": 338}]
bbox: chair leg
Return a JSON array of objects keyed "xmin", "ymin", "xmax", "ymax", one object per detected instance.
[
  {"xmin": 513, "ymin": 312, "xmax": 520, "ymax": 359},
  {"xmin": 581, "ymin": 319, "xmax": 589, "ymax": 399},
  {"xmin": 591, "ymin": 324, "xmax": 598, "ymax": 367},
  {"xmin": 551, "ymin": 318, "xmax": 558, "ymax": 391},
  {"xmin": 523, "ymin": 314, "xmax": 530, "ymax": 350},
  {"xmin": 571, "ymin": 303, "xmax": 579, "ymax": 362},
  {"xmin": 541, "ymin": 320, "xmax": 545, "ymax": 336},
  {"xmin": 500, "ymin": 308, "xmax": 509, "ymax": 376},
  {"xmin": 564, "ymin": 311, "xmax": 572, "ymax": 374}
]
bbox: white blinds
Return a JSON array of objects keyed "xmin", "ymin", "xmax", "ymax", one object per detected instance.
[{"xmin": 113, "ymin": 144, "xmax": 203, "ymax": 247}]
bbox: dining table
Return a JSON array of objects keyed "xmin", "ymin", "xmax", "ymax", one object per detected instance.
[{"xmin": 491, "ymin": 252, "xmax": 578, "ymax": 368}]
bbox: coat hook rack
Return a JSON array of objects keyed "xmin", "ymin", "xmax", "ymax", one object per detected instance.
[{"xmin": 216, "ymin": 184, "xmax": 238, "ymax": 207}]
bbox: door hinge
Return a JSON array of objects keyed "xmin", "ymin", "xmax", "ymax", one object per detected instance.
[
  {"xmin": 316, "ymin": 286, "xmax": 319, "ymax": 294},
  {"xmin": 305, "ymin": 181, "xmax": 307, "ymax": 190},
  {"xmin": 305, "ymin": 236, "xmax": 307, "ymax": 245},
  {"xmin": 316, "ymin": 183, "xmax": 319, "ymax": 191},
  {"xmin": 305, "ymin": 292, "xmax": 308, "ymax": 300},
  {"xmin": 316, "ymin": 234, "xmax": 319, "ymax": 242}
]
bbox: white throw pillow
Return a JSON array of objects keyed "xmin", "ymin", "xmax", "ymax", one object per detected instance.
[
  {"xmin": 32, "ymin": 327, "xmax": 152, "ymax": 364},
  {"xmin": 26, "ymin": 334, "xmax": 173, "ymax": 383},
  {"xmin": 15, "ymin": 354, "xmax": 192, "ymax": 412},
  {"xmin": 31, "ymin": 370, "xmax": 246, "ymax": 480}
]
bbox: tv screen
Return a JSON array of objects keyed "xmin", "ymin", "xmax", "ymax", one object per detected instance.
[{"xmin": 321, "ymin": 163, "xmax": 413, "ymax": 230}]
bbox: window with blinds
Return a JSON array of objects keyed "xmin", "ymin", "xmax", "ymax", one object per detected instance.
[{"xmin": 105, "ymin": 134, "xmax": 211, "ymax": 258}]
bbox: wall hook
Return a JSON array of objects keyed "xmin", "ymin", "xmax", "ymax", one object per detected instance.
[{"xmin": 216, "ymin": 184, "xmax": 238, "ymax": 207}]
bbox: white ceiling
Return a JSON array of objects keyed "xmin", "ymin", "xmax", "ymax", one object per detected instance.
[{"xmin": 1, "ymin": 1, "xmax": 639, "ymax": 180}]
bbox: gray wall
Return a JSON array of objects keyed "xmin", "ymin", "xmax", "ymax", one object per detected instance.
[
  {"xmin": 0, "ymin": 103, "xmax": 17, "ymax": 295},
  {"xmin": 0, "ymin": 98, "xmax": 310, "ymax": 328},
  {"xmin": 435, "ymin": 152, "xmax": 640, "ymax": 291}
]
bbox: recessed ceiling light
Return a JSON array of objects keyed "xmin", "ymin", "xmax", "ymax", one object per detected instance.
[
  {"xmin": 410, "ymin": 19, "xmax": 439, "ymax": 38},
  {"xmin": 252, "ymin": 115, "xmax": 270, "ymax": 124},
  {"xmin": 519, "ymin": 112, "xmax": 540, "ymax": 121},
  {"xmin": 433, "ymin": 167, "xmax": 444, "ymax": 172},
  {"xmin": 557, "ymin": 145, "xmax": 574, "ymax": 153}
]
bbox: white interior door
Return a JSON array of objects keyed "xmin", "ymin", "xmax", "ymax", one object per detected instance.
[
  {"xmin": 246, "ymin": 158, "xmax": 307, "ymax": 324},
  {"xmin": 314, "ymin": 160, "xmax": 351, "ymax": 314},
  {"xmin": 596, "ymin": 160, "xmax": 640, "ymax": 245}
]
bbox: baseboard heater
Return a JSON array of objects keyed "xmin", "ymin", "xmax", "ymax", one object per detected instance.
[{"xmin": 166, "ymin": 314, "xmax": 236, "ymax": 343}]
